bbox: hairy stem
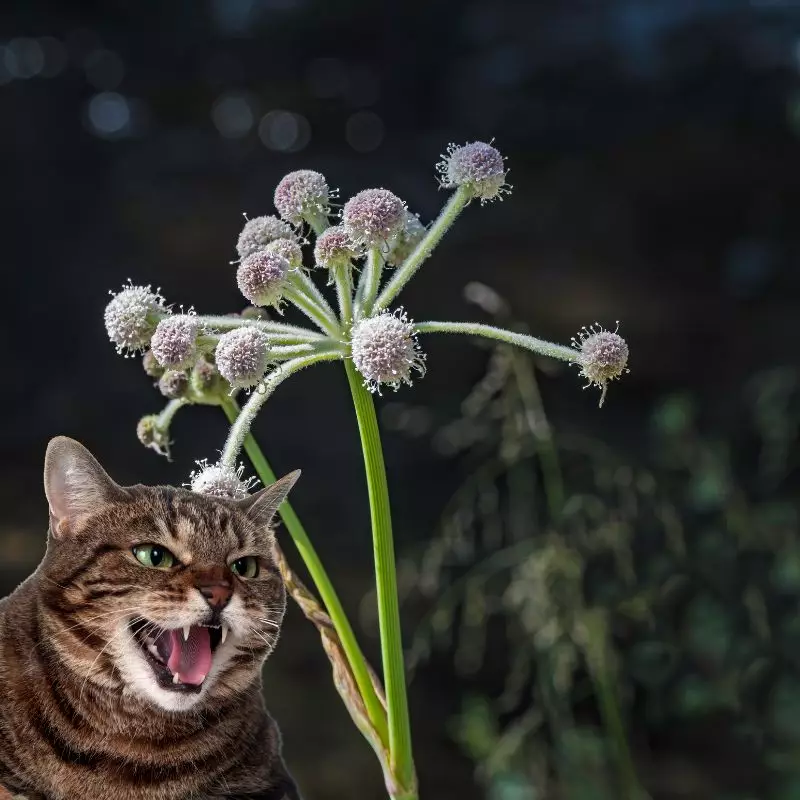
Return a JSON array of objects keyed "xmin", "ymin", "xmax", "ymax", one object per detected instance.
[
  {"xmin": 291, "ymin": 269, "xmax": 339, "ymax": 325},
  {"xmin": 284, "ymin": 284, "xmax": 341, "ymax": 339},
  {"xmin": 359, "ymin": 247, "xmax": 384, "ymax": 318},
  {"xmin": 376, "ymin": 187, "xmax": 471, "ymax": 312},
  {"xmin": 196, "ymin": 315, "xmax": 325, "ymax": 343},
  {"xmin": 334, "ymin": 266, "xmax": 354, "ymax": 329},
  {"xmin": 221, "ymin": 348, "xmax": 342, "ymax": 466},
  {"xmin": 416, "ymin": 321, "xmax": 578, "ymax": 363},
  {"xmin": 306, "ymin": 210, "xmax": 330, "ymax": 237},
  {"xmin": 220, "ymin": 397, "xmax": 389, "ymax": 746},
  {"xmin": 156, "ymin": 397, "xmax": 186, "ymax": 429},
  {"xmin": 344, "ymin": 361, "xmax": 417, "ymax": 795}
]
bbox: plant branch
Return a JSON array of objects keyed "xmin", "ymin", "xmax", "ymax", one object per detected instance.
[
  {"xmin": 416, "ymin": 321, "xmax": 578, "ymax": 363},
  {"xmin": 284, "ymin": 283, "xmax": 341, "ymax": 339},
  {"xmin": 344, "ymin": 361, "xmax": 417, "ymax": 796},
  {"xmin": 197, "ymin": 315, "xmax": 325, "ymax": 343},
  {"xmin": 359, "ymin": 247, "xmax": 384, "ymax": 318},
  {"xmin": 291, "ymin": 269, "xmax": 339, "ymax": 324},
  {"xmin": 376, "ymin": 187, "xmax": 471, "ymax": 312},
  {"xmin": 334, "ymin": 267, "xmax": 354, "ymax": 329}
]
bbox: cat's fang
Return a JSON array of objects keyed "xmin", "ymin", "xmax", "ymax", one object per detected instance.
[
  {"xmin": 220, "ymin": 625, "xmax": 228, "ymax": 645},
  {"xmin": 173, "ymin": 672, "xmax": 181, "ymax": 684},
  {"xmin": 183, "ymin": 625, "xmax": 191, "ymax": 641}
]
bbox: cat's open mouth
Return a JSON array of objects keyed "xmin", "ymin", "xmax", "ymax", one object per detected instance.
[{"xmin": 131, "ymin": 619, "xmax": 226, "ymax": 693}]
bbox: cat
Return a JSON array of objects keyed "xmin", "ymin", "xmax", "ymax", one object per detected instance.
[{"xmin": 0, "ymin": 436, "xmax": 303, "ymax": 800}]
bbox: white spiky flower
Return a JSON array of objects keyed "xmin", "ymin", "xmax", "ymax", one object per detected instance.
[
  {"xmin": 104, "ymin": 281, "xmax": 167, "ymax": 355},
  {"xmin": 350, "ymin": 309, "xmax": 426, "ymax": 393},
  {"xmin": 571, "ymin": 322, "xmax": 630, "ymax": 407},
  {"xmin": 236, "ymin": 251, "xmax": 290, "ymax": 309},
  {"xmin": 189, "ymin": 460, "xmax": 257, "ymax": 500},
  {"xmin": 274, "ymin": 169, "xmax": 331, "ymax": 226},
  {"xmin": 437, "ymin": 141, "xmax": 510, "ymax": 202},
  {"xmin": 236, "ymin": 215, "xmax": 296, "ymax": 260},
  {"xmin": 214, "ymin": 327, "xmax": 272, "ymax": 389},
  {"xmin": 343, "ymin": 188, "xmax": 406, "ymax": 248},
  {"xmin": 265, "ymin": 237, "xmax": 304, "ymax": 269},
  {"xmin": 150, "ymin": 314, "xmax": 200, "ymax": 369}
]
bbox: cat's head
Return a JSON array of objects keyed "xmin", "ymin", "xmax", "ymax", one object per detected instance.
[{"xmin": 39, "ymin": 436, "xmax": 298, "ymax": 713}]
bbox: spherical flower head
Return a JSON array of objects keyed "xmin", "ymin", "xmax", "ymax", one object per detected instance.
[
  {"xmin": 572, "ymin": 323, "xmax": 630, "ymax": 408},
  {"xmin": 314, "ymin": 225, "xmax": 361, "ymax": 271},
  {"xmin": 350, "ymin": 309, "xmax": 426, "ymax": 394},
  {"xmin": 236, "ymin": 250, "xmax": 290, "ymax": 309},
  {"xmin": 437, "ymin": 141, "xmax": 509, "ymax": 202},
  {"xmin": 386, "ymin": 211, "xmax": 426, "ymax": 267},
  {"xmin": 157, "ymin": 370, "xmax": 189, "ymax": 399},
  {"xmin": 104, "ymin": 282, "xmax": 166, "ymax": 355},
  {"xmin": 236, "ymin": 215, "xmax": 295, "ymax": 260},
  {"xmin": 265, "ymin": 237, "xmax": 304, "ymax": 269},
  {"xmin": 189, "ymin": 460, "xmax": 257, "ymax": 500},
  {"xmin": 343, "ymin": 189, "xmax": 406, "ymax": 248},
  {"xmin": 191, "ymin": 356, "xmax": 225, "ymax": 396},
  {"xmin": 214, "ymin": 327, "xmax": 272, "ymax": 389},
  {"xmin": 274, "ymin": 170, "xmax": 330, "ymax": 226},
  {"xmin": 150, "ymin": 314, "xmax": 199, "ymax": 369},
  {"xmin": 142, "ymin": 350, "xmax": 165, "ymax": 379},
  {"xmin": 136, "ymin": 414, "xmax": 170, "ymax": 457}
]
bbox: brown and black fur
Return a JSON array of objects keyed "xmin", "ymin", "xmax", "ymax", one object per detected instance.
[{"xmin": 0, "ymin": 437, "xmax": 302, "ymax": 800}]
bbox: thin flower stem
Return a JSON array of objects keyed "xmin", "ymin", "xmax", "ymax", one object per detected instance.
[
  {"xmin": 306, "ymin": 210, "xmax": 330, "ymax": 237},
  {"xmin": 376, "ymin": 187, "xmax": 471, "ymax": 312},
  {"xmin": 344, "ymin": 361, "xmax": 416, "ymax": 795},
  {"xmin": 360, "ymin": 247, "xmax": 384, "ymax": 318},
  {"xmin": 270, "ymin": 343, "xmax": 329, "ymax": 360},
  {"xmin": 284, "ymin": 284, "xmax": 341, "ymax": 339},
  {"xmin": 221, "ymin": 347, "xmax": 342, "ymax": 467},
  {"xmin": 415, "ymin": 321, "xmax": 578, "ymax": 363},
  {"xmin": 197, "ymin": 315, "xmax": 325, "ymax": 343},
  {"xmin": 334, "ymin": 267, "xmax": 354, "ymax": 329},
  {"xmin": 156, "ymin": 397, "xmax": 186, "ymax": 429},
  {"xmin": 220, "ymin": 397, "xmax": 389, "ymax": 748},
  {"xmin": 354, "ymin": 248, "xmax": 378, "ymax": 320},
  {"xmin": 292, "ymin": 269, "xmax": 338, "ymax": 324}
]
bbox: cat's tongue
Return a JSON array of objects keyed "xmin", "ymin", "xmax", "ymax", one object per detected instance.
[{"xmin": 166, "ymin": 626, "xmax": 212, "ymax": 685}]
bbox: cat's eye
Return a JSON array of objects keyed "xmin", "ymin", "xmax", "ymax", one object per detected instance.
[
  {"xmin": 230, "ymin": 556, "xmax": 259, "ymax": 579},
  {"xmin": 132, "ymin": 544, "xmax": 176, "ymax": 570}
]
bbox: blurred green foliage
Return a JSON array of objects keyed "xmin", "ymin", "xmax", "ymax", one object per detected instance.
[{"xmin": 391, "ymin": 285, "xmax": 800, "ymax": 800}]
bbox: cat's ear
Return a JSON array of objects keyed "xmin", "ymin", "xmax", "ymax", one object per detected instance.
[
  {"xmin": 44, "ymin": 437, "xmax": 126, "ymax": 538},
  {"xmin": 236, "ymin": 470, "xmax": 301, "ymax": 530}
]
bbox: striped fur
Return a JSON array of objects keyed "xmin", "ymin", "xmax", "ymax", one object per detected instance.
[{"xmin": 0, "ymin": 449, "xmax": 300, "ymax": 800}]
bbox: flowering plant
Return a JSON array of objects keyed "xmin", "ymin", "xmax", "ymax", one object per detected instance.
[{"xmin": 105, "ymin": 141, "xmax": 629, "ymax": 799}]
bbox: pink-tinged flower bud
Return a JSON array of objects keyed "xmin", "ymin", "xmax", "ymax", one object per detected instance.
[
  {"xmin": 150, "ymin": 314, "xmax": 200, "ymax": 369},
  {"xmin": 236, "ymin": 250, "xmax": 290, "ymax": 309},
  {"xmin": 157, "ymin": 370, "xmax": 189, "ymax": 399},
  {"xmin": 350, "ymin": 309, "xmax": 426, "ymax": 393},
  {"xmin": 343, "ymin": 188, "xmax": 406, "ymax": 248},
  {"xmin": 386, "ymin": 211, "xmax": 426, "ymax": 267},
  {"xmin": 571, "ymin": 323, "xmax": 630, "ymax": 407},
  {"xmin": 191, "ymin": 356, "xmax": 225, "ymax": 396},
  {"xmin": 214, "ymin": 327, "xmax": 272, "ymax": 389},
  {"xmin": 437, "ymin": 141, "xmax": 509, "ymax": 202},
  {"xmin": 265, "ymin": 237, "xmax": 304, "ymax": 269},
  {"xmin": 104, "ymin": 282, "xmax": 167, "ymax": 355},
  {"xmin": 274, "ymin": 170, "xmax": 330, "ymax": 226},
  {"xmin": 314, "ymin": 225, "xmax": 361, "ymax": 270},
  {"xmin": 236, "ymin": 215, "xmax": 295, "ymax": 260},
  {"xmin": 136, "ymin": 414, "xmax": 171, "ymax": 457},
  {"xmin": 189, "ymin": 460, "xmax": 256, "ymax": 499},
  {"xmin": 142, "ymin": 350, "xmax": 165, "ymax": 378}
]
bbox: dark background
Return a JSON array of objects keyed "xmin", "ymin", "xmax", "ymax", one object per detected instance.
[{"xmin": 2, "ymin": 1, "xmax": 800, "ymax": 798}]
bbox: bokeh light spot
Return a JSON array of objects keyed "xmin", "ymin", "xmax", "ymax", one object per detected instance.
[
  {"xmin": 211, "ymin": 93, "xmax": 255, "ymax": 139},
  {"xmin": 87, "ymin": 91, "xmax": 131, "ymax": 137},
  {"xmin": 345, "ymin": 111, "xmax": 384, "ymax": 152},
  {"xmin": 258, "ymin": 110, "xmax": 311, "ymax": 152}
]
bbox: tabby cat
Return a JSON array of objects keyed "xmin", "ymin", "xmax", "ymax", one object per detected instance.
[{"xmin": 0, "ymin": 437, "xmax": 302, "ymax": 800}]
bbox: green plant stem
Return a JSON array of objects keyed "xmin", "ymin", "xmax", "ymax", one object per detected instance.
[
  {"xmin": 221, "ymin": 348, "xmax": 342, "ymax": 466},
  {"xmin": 292, "ymin": 269, "xmax": 339, "ymax": 325},
  {"xmin": 416, "ymin": 321, "xmax": 578, "ymax": 363},
  {"xmin": 284, "ymin": 284, "xmax": 341, "ymax": 338},
  {"xmin": 156, "ymin": 398, "xmax": 186, "ymax": 429},
  {"xmin": 196, "ymin": 315, "xmax": 325, "ymax": 342},
  {"xmin": 334, "ymin": 266, "xmax": 354, "ymax": 329},
  {"xmin": 306, "ymin": 210, "xmax": 330, "ymax": 236},
  {"xmin": 269, "ymin": 343, "xmax": 324, "ymax": 360},
  {"xmin": 220, "ymin": 397, "xmax": 388, "ymax": 746},
  {"xmin": 359, "ymin": 247, "xmax": 384, "ymax": 318},
  {"xmin": 376, "ymin": 187, "xmax": 471, "ymax": 312},
  {"xmin": 344, "ymin": 361, "xmax": 416, "ymax": 794}
]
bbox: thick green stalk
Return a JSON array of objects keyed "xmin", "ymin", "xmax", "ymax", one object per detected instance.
[
  {"xmin": 416, "ymin": 321, "xmax": 578, "ymax": 363},
  {"xmin": 359, "ymin": 247, "xmax": 384, "ymax": 318},
  {"xmin": 375, "ymin": 187, "xmax": 471, "ymax": 312},
  {"xmin": 221, "ymin": 397, "xmax": 388, "ymax": 745},
  {"xmin": 334, "ymin": 266, "xmax": 354, "ymax": 329},
  {"xmin": 344, "ymin": 361, "xmax": 416, "ymax": 794},
  {"xmin": 196, "ymin": 315, "xmax": 325, "ymax": 342}
]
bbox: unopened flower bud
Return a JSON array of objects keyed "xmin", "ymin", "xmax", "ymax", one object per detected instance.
[
  {"xmin": 314, "ymin": 224, "xmax": 361, "ymax": 278},
  {"xmin": 350, "ymin": 309, "xmax": 426, "ymax": 393},
  {"xmin": 215, "ymin": 327, "xmax": 272, "ymax": 389},
  {"xmin": 572, "ymin": 323, "xmax": 630, "ymax": 407},
  {"xmin": 191, "ymin": 356, "xmax": 224, "ymax": 395},
  {"xmin": 104, "ymin": 282, "xmax": 167, "ymax": 355},
  {"xmin": 150, "ymin": 314, "xmax": 199, "ymax": 369},
  {"xmin": 236, "ymin": 250, "xmax": 290, "ymax": 309},
  {"xmin": 386, "ymin": 211, "xmax": 426, "ymax": 267},
  {"xmin": 437, "ymin": 141, "xmax": 509, "ymax": 202},
  {"xmin": 343, "ymin": 188, "xmax": 406, "ymax": 248},
  {"xmin": 265, "ymin": 237, "xmax": 304, "ymax": 269},
  {"xmin": 158, "ymin": 370, "xmax": 189, "ymax": 399},
  {"xmin": 189, "ymin": 460, "xmax": 256, "ymax": 500},
  {"xmin": 137, "ymin": 414, "xmax": 171, "ymax": 457},
  {"xmin": 142, "ymin": 350, "xmax": 165, "ymax": 378},
  {"xmin": 274, "ymin": 170, "xmax": 330, "ymax": 226},
  {"xmin": 236, "ymin": 215, "xmax": 295, "ymax": 260},
  {"xmin": 240, "ymin": 306, "xmax": 270, "ymax": 321}
]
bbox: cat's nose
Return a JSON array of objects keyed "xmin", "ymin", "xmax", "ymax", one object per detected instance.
[{"xmin": 198, "ymin": 581, "xmax": 232, "ymax": 609}]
